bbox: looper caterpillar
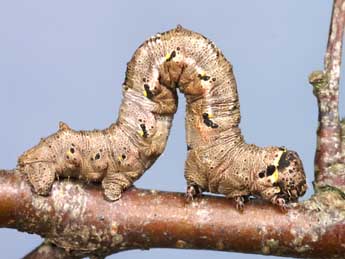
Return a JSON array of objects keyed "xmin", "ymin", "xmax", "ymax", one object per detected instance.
[{"xmin": 18, "ymin": 26, "xmax": 307, "ymax": 209}]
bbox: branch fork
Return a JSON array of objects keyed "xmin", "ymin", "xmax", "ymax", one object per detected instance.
[{"xmin": 2, "ymin": 1, "xmax": 345, "ymax": 258}]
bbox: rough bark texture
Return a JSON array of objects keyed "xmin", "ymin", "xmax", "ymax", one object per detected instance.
[
  {"xmin": 23, "ymin": 242, "xmax": 80, "ymax": 259},
  {"xmin": 1, "ymin": 1, "xmax": 345, "ymax": 258},
  {"xmin": 309, "ymin": 0, "xmax": 345, "ymax": 191},
  {"xmin": 0, "ymin": 170, "xmax": 344, "ymax": 259},
  {"xmin": 341, "ymin": 118, "xmax": 345, "ymax": 162}
]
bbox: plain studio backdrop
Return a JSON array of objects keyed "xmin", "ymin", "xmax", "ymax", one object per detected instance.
[{"xmin": 0, "ymin": 1, "xmax": 344, "ymax": 258}]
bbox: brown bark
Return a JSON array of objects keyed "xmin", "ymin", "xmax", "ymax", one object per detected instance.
[
  {"xmin": 309, "ymin": 0, "xmax": 345, "ymax": 191},
  {"xmin": 1, "ymin": 1, "xmax": 345, "ymax": 258},
  {"xmin": 341, "ymin": 118, "xmax": 345, "ymax": 162},
  {"xmin": 0, "ymin": 170, "xmax": 345, "ymax": 259},
  {"xmin": 23, "ymin": 242, "xmax": 80, "ymax": 259}
]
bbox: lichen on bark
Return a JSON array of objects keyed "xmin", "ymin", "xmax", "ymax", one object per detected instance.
[{"xmin": 1, "ymin": 0, "xmax": 345, "ymax": 258}]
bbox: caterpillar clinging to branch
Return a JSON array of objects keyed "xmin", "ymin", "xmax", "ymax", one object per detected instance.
[{"xmin": 18, "ymin": 26, "xmax": 307, "ymax": 209}]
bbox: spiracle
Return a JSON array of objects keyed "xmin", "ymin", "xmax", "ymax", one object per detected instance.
[{"xmin": 18, "ymin": 26, "xmax": 307, "ymax": 208}]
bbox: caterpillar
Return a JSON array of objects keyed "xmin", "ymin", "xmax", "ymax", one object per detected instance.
[{"xmin": 18, "ymin": 26, "xmax": 307, "ymax": 209}]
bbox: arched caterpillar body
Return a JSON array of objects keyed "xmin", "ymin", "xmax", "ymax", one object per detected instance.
[{"xmin": 18, "ymin": 26, "xmax": 307, "ymax": 208}]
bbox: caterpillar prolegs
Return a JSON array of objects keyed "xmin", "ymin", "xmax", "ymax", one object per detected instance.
[{"xmin": 18, "ymin": 26, "xmax": 307, "ymax": 209}]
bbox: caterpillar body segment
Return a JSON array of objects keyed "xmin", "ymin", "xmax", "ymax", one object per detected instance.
[{"xmin": 18, "ymin": 26, "xmax": 307, "ymax": 208}]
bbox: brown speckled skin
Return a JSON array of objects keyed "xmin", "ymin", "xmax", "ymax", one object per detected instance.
[
  {"xmin": 18, "ymin": 29, "xmax": 180, "ymax": 201},
  {"xmin": 18, "ymin": 26, "xmax": 307, "ymax": 206},
  {"xmin": 174, "ymin": 27, "xmax": 307, "ymax": 209}
]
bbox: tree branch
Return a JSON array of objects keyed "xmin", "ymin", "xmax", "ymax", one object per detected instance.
[
  {"xmin": 23, "ymin": 242, "xmax": 81, "ymax": 259},
  {"xmin": 309, "ymin": 0, "xmax": 345, "ymax": 190},
  {"xmin": 0, "ymin": 170, "xmax": 344, "ymax": 259},
  {"xmin": 341, "ymin": 118, "xmax": 345, "ymax": 162},
  {"xmin": 1, "ymin": 1, "xmax": 345, "ymax": 259}
]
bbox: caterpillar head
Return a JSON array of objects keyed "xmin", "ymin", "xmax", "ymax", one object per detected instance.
[
  {"xmin": 257, "ymin": 147, "xmax": 307, "ymax": 202},
  {"xmin": 275, "ymin": 148, "xmax": 307, "ymax": 202}
]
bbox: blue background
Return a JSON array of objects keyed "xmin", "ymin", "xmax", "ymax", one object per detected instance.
[{"xmin": 0, "ymin": 1, "xmax": 344, "ymax": 258}]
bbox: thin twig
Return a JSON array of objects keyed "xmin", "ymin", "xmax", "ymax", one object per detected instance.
[
  {"xmin": 1, "ymin": 1, "xmax": 345, "ymax": 259},
  {"xmin": 309, "ymin": 0, "xmax": 345, "ymax": 190},
  {"xmin": 23, "ymin": 242, "xmax": 80, "ymax": 259},
  {"xmin": 341, "ymin": 118, "xmax": 345, "ymax": 162}
]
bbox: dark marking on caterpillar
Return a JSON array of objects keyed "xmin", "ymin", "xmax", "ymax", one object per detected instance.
[
  {"xmin": 17, "ymin": 26, "xmax": 306, "ymax": 208},
  {"xmin": 202, "ymin": 113, "xmax": 219, "ymax": 128},
  {"xmin": 279, "ymin": 146, "xmax": 286, "ymax": 151},
  {"xmin": 144, "ymin": 84, "xmax": 153, "ymax": 99},
  {"xmin": 278, "ymin": 151, "xmax": 290, "ymax": 171},
  {"xmin": 198, "ymin": 74, "xmax": 210, "ymax": 81},
  {"xmin": 187, "ymin": 145, "xmax": 192, "ymax": 151},
  {"xmin": 266, "ymin": 165, "xmax": 276, "ymax": 176},
  {"xmin": 259, "ymin": 171, "xmax": 265, "ymax": 178},
  {"xmin": 140, "ymin": 124, "xmax": 148, "ymax": 138},
  {"xmin": 166, "ymin": 50, "xmax": 176, "ymax": 62}
]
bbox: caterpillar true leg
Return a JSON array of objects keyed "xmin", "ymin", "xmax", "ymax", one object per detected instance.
[
  {"xmin": 162, "ymin": 27, "xmax": 308, "ymax": 210},
  {"xmin": 18, "ymin": 26, "xmax": 307, "ymax": 207},
  {"xmin": 271, "ymin": 196, "xmax": 288, "ymax": 212},
  {"xmin": 185, "ymin": 185, "xmax": 203, "ymax": 201},
  {"xmin": 184, "ymin": 150, "xmax": 207, "ymax": 200},
  {"xmin": 234, "ymin": 196, "xmax": 245, "ymax": 212}
]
